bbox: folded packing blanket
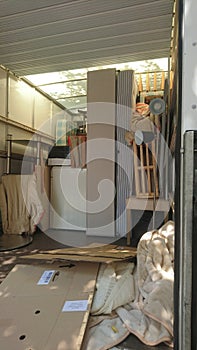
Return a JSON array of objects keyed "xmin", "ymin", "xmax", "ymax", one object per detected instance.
[
  {"xmin": 0, "ymin": 174, "xmax": 44, "ymax": 234},
  {"xmin": 82, "ymin": 221, "xmax": 174, "ymax": 349}
]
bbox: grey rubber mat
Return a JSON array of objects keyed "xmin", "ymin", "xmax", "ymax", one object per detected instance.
[{"xmin": 0, "ymin": 234, "xmax": 33, "ymax": 251}]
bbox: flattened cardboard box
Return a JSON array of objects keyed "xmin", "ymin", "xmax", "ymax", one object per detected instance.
[
  {"xmin": 0, "ymin": 262, "xmax": 99, "ymax": 350},
  {"xmin": 22, "ymin": 244, "xmax": 137, "ymax": 264}
]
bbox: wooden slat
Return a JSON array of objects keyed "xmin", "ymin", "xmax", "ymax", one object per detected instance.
[
  {"xmin": 138, "ymin": 73, "xmax": 143, "ymax": 92},
  {"xmin": 146, "ymin": 73, "xmax": 150, "ymax": 91},
  {"xmin": 137, "ymin": 165, "xmax": 154, "ymax": 170},
  {"xmin": 161, "ymin": 71, "xmax": 165, "ymax": 90},
  {"xmin": 170, "ymin": 70, "xmax": 174, "ymax": 90},
  {"xmin": 133, "ymin": 141, "xmax": 141, "ymax": 196},
  {"xmin": 133, "ymin": 138, "xmax": 161, "ymax": 199},
  {"xmin": 126, "ymin": 197, "xmax": 170, "ymax": 211},
  {"xmin": 46, "ymin": 245, "xmax": 136, "ymax": 257},
  {"xmin": 22, "ymin": 244, "xmax": 137, "ymax": 264},
  {"xmin": 22, "ymin": 250, "xmax": 137, "ymax": 264},
  {"xmin": 153, "ymin": 72, "xmax": 157, "ymax": 91},
  {"xmin": 146, "ymin": 143, "xmax": 152, "ymax": 194},
  {"xmin": 151, "ymin": 141, "xmax": 159, "ymax": 197},
  {"xmin": 140, "ymin": 144, "xmax": 146, "ymax": 193}
]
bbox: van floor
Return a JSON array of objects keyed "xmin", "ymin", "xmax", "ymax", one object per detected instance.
[{"xmin": 0, "ymin": 226, "xmax": 171, "ymax": 350}]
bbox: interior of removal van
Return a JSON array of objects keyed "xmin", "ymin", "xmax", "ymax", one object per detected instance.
[{"xmin": 0, "ymin": 1, "xmax": 196, "ymax": 349}]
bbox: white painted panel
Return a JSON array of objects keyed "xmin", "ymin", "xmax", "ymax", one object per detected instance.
[
  {"xmin": 9, "ymin": 76, "xmax": 34, "ymax": 127},
  {"xmin": 0, "ymin": 122, "xmax": 6, "ymax": 151},
  {"xmin": 7, "ymin": 126, "xmax": 33, "ymax": 140},
  {"xmin": 34, "ymin": 91, "xmax": 52, "ymax": 135},
  {"xmin": 0, "ymin": 68, "xmax": 7, "ymax": 117},
  {"xmin": 50, "ymin": 167, "xmax": 86, "ymax": 230},
  {"xmin": 0, "ymin": 158, "xmax": 6, "ymax": 177},
  {"xmin": 7, "ymin": 126, "xmax": 34, "ymax": 155}
]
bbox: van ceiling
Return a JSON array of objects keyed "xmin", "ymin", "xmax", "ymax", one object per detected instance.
[{"xmin": 0, "ymin": 0, "xmax": 175, "ymax": 76}]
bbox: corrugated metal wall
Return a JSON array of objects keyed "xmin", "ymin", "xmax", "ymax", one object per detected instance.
[{"xmin": 116, "ymin": 70, "xmax": 134, "ymax": 236}]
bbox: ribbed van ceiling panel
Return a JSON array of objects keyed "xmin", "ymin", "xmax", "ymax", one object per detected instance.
[
  {"xmin": 1, "ymin": 30, "xmax": 171, "ymax": 63},
  {"xmin": 0, "ymin": 15, "xmax": 172, "ymax": 53},
  {"xmin": 10, "ymin": 51, "xmax": 170, "ymax": 76},
  {"xmin": 0, "ymin": 0, "xmax": 77, "ymax": 16},
  {"xmin": 5, "ymin": 40, "xmax": 170, "ymax": 70},
  {"xmin": 0, "ymin": 0, "xmax": 174, "ymax": 75},
  {"xmin": 0, "ymin": 1, "xmax": 173, "ymax": 32},
  {"xmin": 0, "ymin": 10, "xmax": 172, "ymax": 45}
]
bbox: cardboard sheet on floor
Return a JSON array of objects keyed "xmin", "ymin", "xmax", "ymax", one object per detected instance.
[
  {"xmin": 22, "ymin": 244, "xmax": 137, "ymax": 264},
  {"xmin": 0, "ymin": 262, "xmax": 99, "ymax": 350}
]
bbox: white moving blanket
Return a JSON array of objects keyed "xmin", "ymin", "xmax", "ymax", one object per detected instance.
[
  {"xmin": 83, "ymin": 221, "xmax": 174, "ymax": 349},
  {"xmin": 0, "ymin": 174, "xmax": 44, "ymax": 234}
]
